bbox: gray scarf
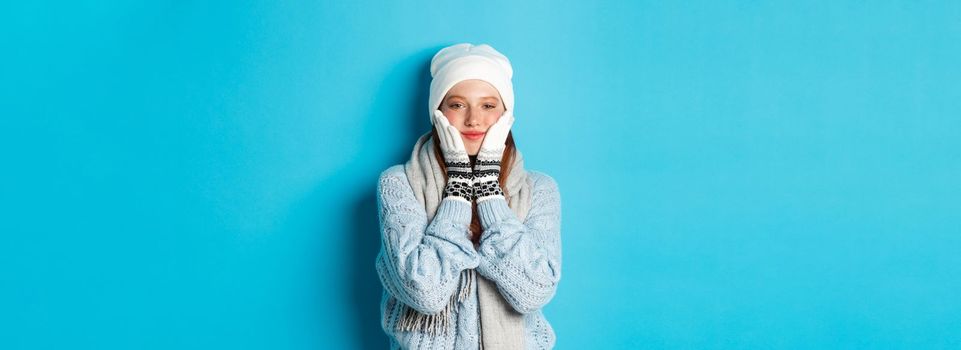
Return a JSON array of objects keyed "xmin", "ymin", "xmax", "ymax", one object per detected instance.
[{"xmin": 399, "ymin": 131, "xmax": 530, "ymax": 349}]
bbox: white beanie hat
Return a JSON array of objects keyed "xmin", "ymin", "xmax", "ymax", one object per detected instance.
[{"xmin": 428, "ymin": 43, "xmax": 514, "ymax": 125}]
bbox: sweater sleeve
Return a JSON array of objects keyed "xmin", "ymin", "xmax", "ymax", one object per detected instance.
[
  {"xmin": 475, "ymin": 173, "xmax": 562, "ymax": 314},
  {"xmin": 374, "ymin": 167, "xmax": 481, "ymax": 315}
]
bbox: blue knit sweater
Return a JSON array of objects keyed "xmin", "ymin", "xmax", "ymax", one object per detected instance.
[{"xmin": 375, "ymin": 164, "xmax": 562, "ymax": 349}]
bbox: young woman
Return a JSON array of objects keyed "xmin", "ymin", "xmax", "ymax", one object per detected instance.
[{"xmin": 375, "ymin": 43, "xmax": 562, "ymax": 349}]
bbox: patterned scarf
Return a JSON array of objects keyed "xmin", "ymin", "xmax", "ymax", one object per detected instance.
[{"xmin": 400, "ymin": 131, "xmax": 531, "ymax": 349}]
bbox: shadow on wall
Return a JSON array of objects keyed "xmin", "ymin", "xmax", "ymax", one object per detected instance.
[{"xmin": 344, "ymin": 46, "xmax": 439, "ymax": 349}]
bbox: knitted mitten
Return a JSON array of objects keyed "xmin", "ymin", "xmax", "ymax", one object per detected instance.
[
  {"xmin": 474, "ymin": 110, "xmax": 515, "ymax": 203},
  {"xmin": 433, "ymin": 110, "xmax": 475, "ymax": 202}
]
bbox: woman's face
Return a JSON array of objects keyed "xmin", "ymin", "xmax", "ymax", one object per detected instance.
[{"xmin": 438, "ymin": 79, "xmax": 507, "ymax": 155}]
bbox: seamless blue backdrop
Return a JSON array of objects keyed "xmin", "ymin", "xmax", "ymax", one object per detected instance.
[{"xmin": 2, "ymin": 1, "xmax": 959, "ymax": 349}]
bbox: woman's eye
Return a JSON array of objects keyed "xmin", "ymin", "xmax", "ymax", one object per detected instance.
[
  {"xmin": 484, "ymin": 104, "xmax": 496, "ymax": 109},
  {"xmin": 449, "ymin": 103, "xmax": 463, "ymax": 109}
]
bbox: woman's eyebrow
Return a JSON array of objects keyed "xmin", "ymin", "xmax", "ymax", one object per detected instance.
[{"xmin": 446, "ymin": 95, "xmax": 500, "ymax": 101}]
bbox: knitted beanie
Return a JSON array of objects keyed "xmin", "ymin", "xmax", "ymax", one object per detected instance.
[{"xmin": 428, "ymin": 43, "xmax": 514, "ymax": 125}]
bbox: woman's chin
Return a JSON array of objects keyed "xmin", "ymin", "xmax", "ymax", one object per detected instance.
[{"xmin": 464, "ymin": 142, "xmax": 482, "ymax": 156}]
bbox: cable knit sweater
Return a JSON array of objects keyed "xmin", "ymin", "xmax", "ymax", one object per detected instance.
[{"xmin": 375, "ymin": 164, "xmax": 562, "ymax": 349}]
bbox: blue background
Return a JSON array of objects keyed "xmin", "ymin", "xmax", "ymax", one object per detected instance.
[{"xmin": 2, "ymin": 1, "xmax": 959, "ymax": 349}]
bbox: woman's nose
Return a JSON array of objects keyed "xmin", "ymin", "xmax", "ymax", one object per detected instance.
[{"xmin": 465, "ymin": 111, "xmax": 480, "ymax": 126}]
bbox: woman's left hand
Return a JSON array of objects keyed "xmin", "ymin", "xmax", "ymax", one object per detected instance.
[
  {"xmin": 473, "ymin": 110, "xmax": 514, "ymax": 202},
  {"xmin": 479, "ymin": 110, "xmax": 515, "ymax": 157}
]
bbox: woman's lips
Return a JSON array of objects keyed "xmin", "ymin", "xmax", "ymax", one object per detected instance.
[{"xmin": 462, "ymin": 132, "xmax": 485, "ymax": 141}]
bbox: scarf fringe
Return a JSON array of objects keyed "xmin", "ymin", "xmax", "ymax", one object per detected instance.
[{"xmin": 396, "ymin": 269, "xmax": 475, "ymax": 336}]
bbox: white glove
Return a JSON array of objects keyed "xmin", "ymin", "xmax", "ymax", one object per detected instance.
[
  {"xmin": 473, "ymin": 110, "xmax": 515, "ymax": 202},
  {"xmin": 433, "ymin": 110, "xmax": 474, "ymax": 203}
]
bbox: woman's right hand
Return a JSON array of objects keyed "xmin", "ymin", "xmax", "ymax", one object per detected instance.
[{"xmin": 433, "ymin": 110, "xmax": 474, "ymax": 203}]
